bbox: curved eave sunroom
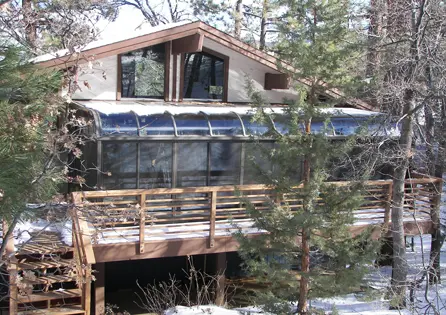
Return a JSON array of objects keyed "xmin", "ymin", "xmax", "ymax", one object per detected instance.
[{"xmin": 74, "ymin": 102, "xmax": 393, "ymax": 191}]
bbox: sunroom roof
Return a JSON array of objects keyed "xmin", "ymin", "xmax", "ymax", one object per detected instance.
[{"xmin": 74, "ymin": 101, "xmax": 390, "ymax": 138}]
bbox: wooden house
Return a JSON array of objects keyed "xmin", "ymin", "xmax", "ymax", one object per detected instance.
[{"xmin": 2, "ymin": 20, "xmax": 442, "ymax": 315}]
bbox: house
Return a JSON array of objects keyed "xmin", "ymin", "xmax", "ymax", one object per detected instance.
[{"xmin": 3, "ymin": 20, "xmax": 442, "ymax": 315}]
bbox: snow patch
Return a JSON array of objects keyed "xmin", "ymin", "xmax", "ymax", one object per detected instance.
[
  {"xmin": 165, "ymin": 305, "xmax": 241, "ymax": 315},
  {"xmin": 75, "ymin": 100, "xmax": 380, "ymax": 117}
]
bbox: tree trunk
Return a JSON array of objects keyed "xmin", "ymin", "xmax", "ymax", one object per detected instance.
[
  {"xmin": 430, "ymin": 99, "xmax": 446, "ymax": 284},
  {"xmin": 297, "ymin": 118, "xmax": 312, "ymax": 315},
  {"xmin": 259, "ymin": 0, "xmax": 268, "ymax": 51},
  {"xmin": 390, "ymin": 89, "xmax": 414, "ymax": 309},
  {"xmin": 234, "ymin": 0, "xmax": 242, "ymax": 39},
  {"xmin": 22, "ymin": 0, "xmax": 37, "ymax": 50}
]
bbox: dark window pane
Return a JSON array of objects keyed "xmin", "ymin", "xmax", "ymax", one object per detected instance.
[
  {"xmin": 138, "ymin": 114, "xmax": 174, "ymax": 136},
  {"xmin": 121, "ymin": 44, "xmax": 165, "ymax": 98},
  {"xmin": 209, "ymin": 115, "xmax": 243, "ymax": 136},
  {"xmin": 183, "ymin": 52, "xmax": 224, "ymax": 100},
  {"xmin": 177, "ymin": 143, "xmax": 208, "ymax": 187},
  {"xmin": 210, "ymin": 142, "xmax": 241, "ymax": 185},
  {"xmin": 99, "ymin": 112, "xmax": 138, "ymax": 136},
  {"xmin": 243, "ymin": 142, "xmax": 274, "ymax": 184},
  {"xmin": 140, "ymin": 143, "xmax": 172, "ymax": 188},
  {"xmin": 102, "ymin": 142, "xmax": 137, "ymax": 189},
  {"xmin": 175, "ymin": 114, "xmax": 210, "ymax": 136}
]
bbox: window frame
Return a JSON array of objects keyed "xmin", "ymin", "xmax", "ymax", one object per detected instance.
[
  {"xmin": 117, "ymin": 42, "xmax": 171, "ymax": 101},
  {"xmin": 180, "ymin": 47, "xmax": 229, "ymax": 103}
]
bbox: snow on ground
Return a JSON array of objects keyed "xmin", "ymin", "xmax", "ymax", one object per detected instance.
[
  {"xmin": 165, "ymin": 306, "xmax": 241, "ymax": 315},
  {"xmin": 166, "ymin": 236, "xmax": 446, "ymax": 314}
]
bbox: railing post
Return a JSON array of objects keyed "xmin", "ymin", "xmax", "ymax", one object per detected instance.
[
  {"xmin": 82, "ymin": 264, "xmax": 92, "ymax": 315},
  {"xmin": 209, "ymin": 190, "xmax": 217, "ymax": 248},
  {"xmin": 8, "ymin": 259, "xmax": 18, "ymax": 315},
  {"xmin": 384, "ymin": 182, "xmax": 393, "ymax": 230},
  {"xmin": 4, "ymin": 219, "xmax": 18, "ymax": 315},
  {"xmin": 139, "ymin": 193, "xmax": 146, "ymax": 254}
]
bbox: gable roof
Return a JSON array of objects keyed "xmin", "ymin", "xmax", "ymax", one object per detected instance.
[{"xmin": 34, "ymin": 20, "xmax": 373, "ymax": 111}]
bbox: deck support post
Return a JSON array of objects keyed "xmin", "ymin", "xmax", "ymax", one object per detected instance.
[
  {"xmin": 215, "ymin": 252, "xmax": 226, "ymax": 306},
  {"xmin": 139, "ymin": 193, "xmax": 146, "ymax": 254},
  {"xmin": 209, "ymin": 191, "xmax": 217, "ymax": 248},
  {"xmin": 82, "ymin": 265, "xmax": 92, "ymax": 315},
  {"xmin": 4, "ymin": 220, "xmax": 18, "ymax": 315},
  {"xmin": 8, "ymin": 260, "xmax": 18, "ymax": 315},
  {"xmin": 95, "ymin": 263, "xmax": 106, "ymax": 315}
]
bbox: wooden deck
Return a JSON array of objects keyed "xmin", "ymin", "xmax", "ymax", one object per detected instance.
[{"xmin": 71, "ymin": 177, "xmax": 442, "ymax": 263}]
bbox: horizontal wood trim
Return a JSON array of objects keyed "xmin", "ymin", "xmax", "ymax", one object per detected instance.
[
  {"xmin": 164, "ymin": 41, "xmax": 172, "ymax": 102},
  {"xmin": 38, "ymin": 23, "xmax": 202, "ymax": 68},
  {"xmin": 172, "ymin": 33, "xmax": 204, "ymax": 54},
  {"xmin": 91, "ymin": 220, "xmax": 433, "ymax": 262}
]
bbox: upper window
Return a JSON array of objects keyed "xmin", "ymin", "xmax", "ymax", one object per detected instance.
[
  {"xmin": 121, "ymin": 44, "xmax": 165, "ymax": 99},
  {"xmin": 183, "ymin": 52, "xmax": 224, "ymax": 100}
]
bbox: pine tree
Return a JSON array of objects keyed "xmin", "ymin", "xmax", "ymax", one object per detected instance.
[
  {"xmin": 236, "ymin": 1, "xmax": 379, "ymax": 314},
  {"xmin": 0, "ymin": 47, "xmax": 64, "ymax": 258}
]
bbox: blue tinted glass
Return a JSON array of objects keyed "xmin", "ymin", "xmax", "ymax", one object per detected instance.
[
  {"xmin": 272, "ymin": 116, "xmax": 289, "ymax": 134},
  {"xmin": 138, "ymin": 114, "xmax": 174, "ymax": 136},
  {"xmin": 331, "ymin": 118, "xmax": 360, "ymax": 135},
  {"xmin": 357, "ymin": 116, "xmax": 386, "ymax": 136},
  {"xmin": 99, "ymin": 112, "xmax": 138, "ymax": 136},
  {"xmin": 242, "ymin": 116, "xmax": 270, "ymax": 136},
  {"xmin": 175, "ymin": 114, "xmax": 210, "ymax": 135},
  {"xmin": 311, "ymin": 120, "xmax": 329, "ymax": 134},
  {"xmin": 209, "ymin": 115, "xmax": 243, "ymax": 136}
]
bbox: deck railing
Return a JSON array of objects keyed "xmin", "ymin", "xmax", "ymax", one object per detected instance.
[{"xmin": 71, "ymin": 177, "xmax": 442, "ymax": 253}]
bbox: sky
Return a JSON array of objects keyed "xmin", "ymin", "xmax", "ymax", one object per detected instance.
[{"xmin": 96, "ymin": 6, "xmax": 149, "ymax": 42}]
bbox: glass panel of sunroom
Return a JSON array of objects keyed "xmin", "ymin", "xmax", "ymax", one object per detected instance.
[
  {"xmin": 242, "ymin": 116, "xmax": 271, "ymax": 136},
  {"xmin": 208, "ymin": 115, "xmax": 243, "ymax": 136},
  {"xmin": 174, "ymin": 114, "xmax": 210, "ymax": 136},
  {"xmin": 139, "ymin": 142, "xmax": 172, "ymax": 189},
  {"xmin": 331, "ymin": 117, "xmax": 360, "ymax": 136},
  {"xmin": 138, "ymin": 114, "xmax": 175, "ymax": 136},
  {"xmin": 102, "ymin": 142, "xmax": 137, "ymax": 189},
  {"xmin": 210, "ymin": 142, "xmax": 241, "ymax": 186},
  {"xmin": 243, "ymin": 142, "xmax": 274, "ymax": 184},
  {"xmin": 177, "ymin": 143, "xmax": 208, "ymax": 187},
  {"xmin": 121, "ymin": 44, "xmax": 165, "ymax": 99},
  {"xmin": 99, "ymin": 112, "xmax": 138, "ymax": 136}
]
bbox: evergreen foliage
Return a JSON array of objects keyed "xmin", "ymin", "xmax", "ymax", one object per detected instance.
[
  {"xmin": 0, "ymin": 46, "xmax": 63, "ymax": 233},
  {"xmin": 235, "ymin": 1, "xmax": 380, "ymax": 313}
]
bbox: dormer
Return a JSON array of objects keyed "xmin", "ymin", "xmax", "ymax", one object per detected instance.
[{"xmin": 34, "ymin": 20, "xmax": 372, "ymax": 110}]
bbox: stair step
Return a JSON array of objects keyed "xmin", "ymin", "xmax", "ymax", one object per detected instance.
[
  {"xmin": 16, "ymin": 232, "xmax": 71, "ymax": 255},
  {"xmin": 18, "ymin": 259, "xmax": 74, "ymax": 270},
  {"xmin": 18, "ymin": 288, "xmax": 81, "ymax": 303},
  {"xmin": 18, "ymin": 305, "xmax": 85, "ymax": 315},
  {"xmin": 17, "ymin": 244, "xmax": 72, "ymax": 255},
  {"xmin": 24, "ymin": 274, "xmax": 77, "ymax": 285}
]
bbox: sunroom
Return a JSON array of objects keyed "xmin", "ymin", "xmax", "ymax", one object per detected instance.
[{"xmin": 76, "ymin": 102, "xmax": 390, "ymax": 191}]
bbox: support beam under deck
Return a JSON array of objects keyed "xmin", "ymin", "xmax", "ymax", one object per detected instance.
[{"xmin": 95, "ymin": 263, "xmax": 105, "ymax": 315}]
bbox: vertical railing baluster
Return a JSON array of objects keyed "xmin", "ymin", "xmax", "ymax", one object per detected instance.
[
  {"xmin": 139, "ymin": 193, "xmax": 146, "ymax": 254},
  {"xmin": 209, "ymin": 190, "xmax": 217, "ymax": 248}
]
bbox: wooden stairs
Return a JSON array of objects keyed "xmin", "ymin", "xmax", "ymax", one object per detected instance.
[{"xmin": 5, "ymin": 214, "xmax": 95, "ymax": 315}]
